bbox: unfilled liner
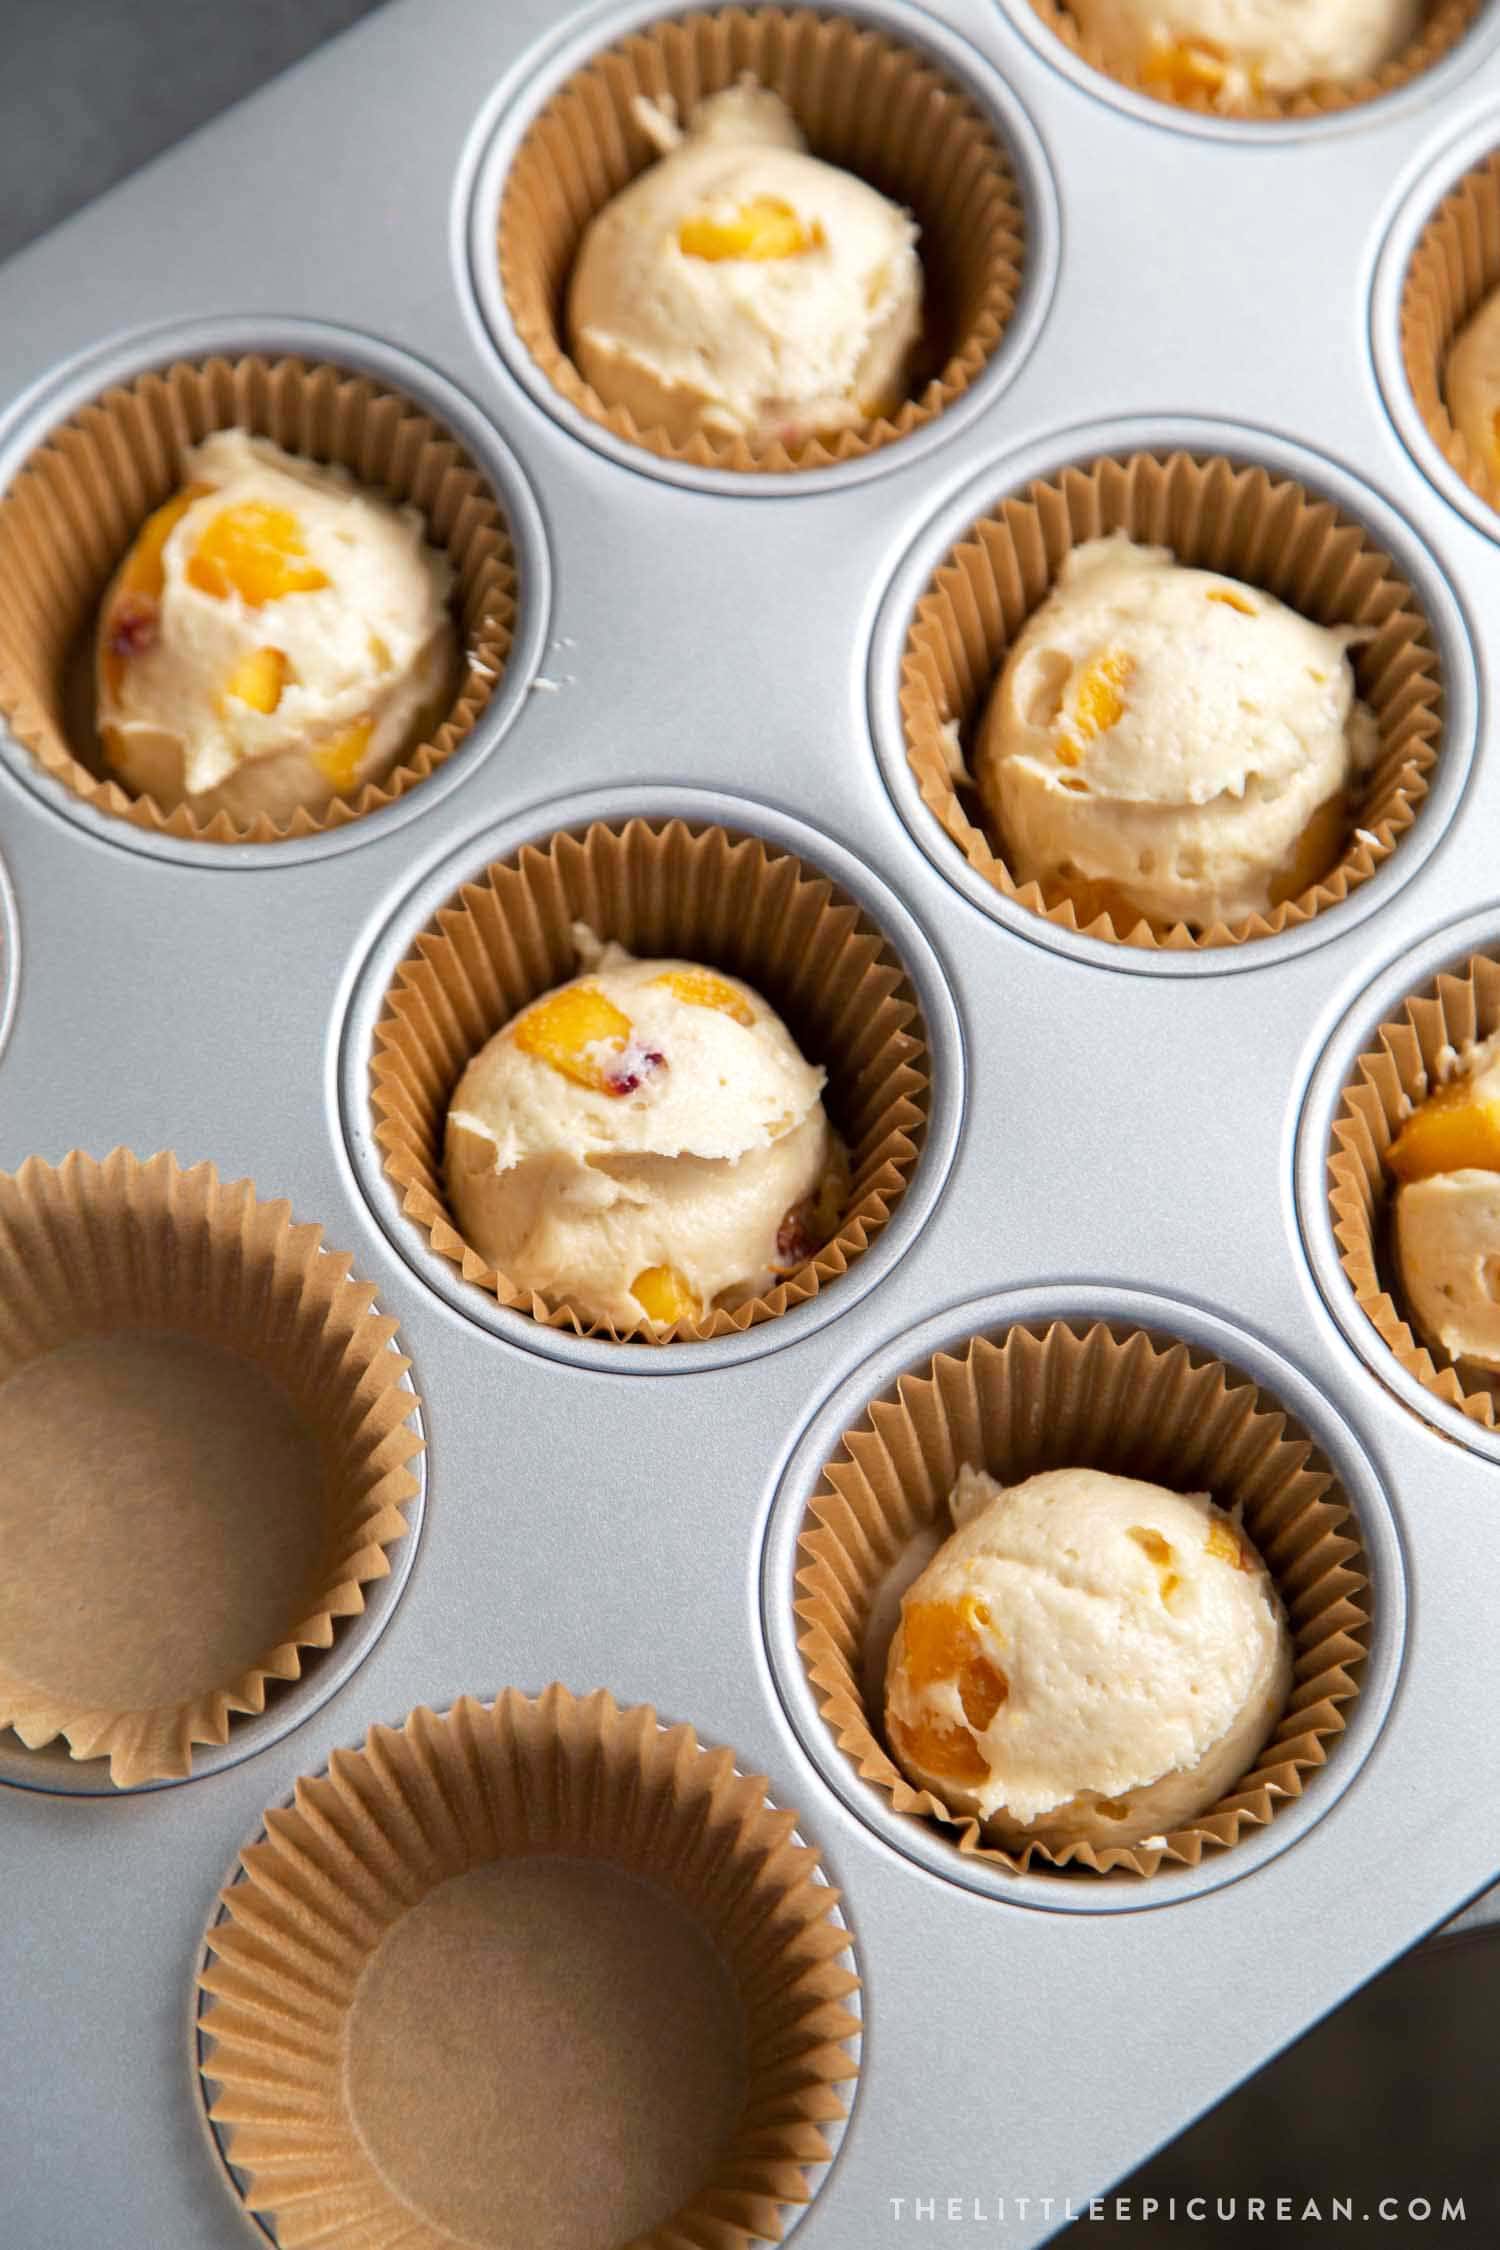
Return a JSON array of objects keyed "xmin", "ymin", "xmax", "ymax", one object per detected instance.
[{"xmin": 197, "ymin": 1686, "xmax": 861, "ymax": 2250}]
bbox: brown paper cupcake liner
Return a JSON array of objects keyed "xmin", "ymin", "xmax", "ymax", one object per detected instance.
[
  {"xmin": 1401, "ymin": 146, "xmax": 1500, "ymax": 520},
  {"xmin": 371, "ymin": 814, "xmax": 930, "ymax": 1341},
  {"xmin": 198, "ymin": 1685, "xmax": 861, "ymax": 2250},
  {"xmin": 1329, "ymin": 950, "xmax": 1500, "ymax": 1426},
  {"xmin": 0, "ymin": 1150, "xmax": 422, "ymax": 1785},
  {"xmin": 794, "ymin": 1318, "xmax": 1369, "ymax": 1876},
  {"xmin": 1028, "ymin": 0, "xmax": 1480, "ymax": 120},
  {"xmin": 498, "ymin": 5, "xmax": 1024, "ymax": 473},
  {"xmin": 0, "ymin": 354, "xmax": 516, "ymax": 843},
  {"xmin": 900, "ymin": 449, "xmax": 1442, "ymax": 950}
]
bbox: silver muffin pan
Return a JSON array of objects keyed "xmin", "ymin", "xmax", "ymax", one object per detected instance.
[{"xmin": 7, "ymin": 0, "xmax": 1500, "ymax": 2242}]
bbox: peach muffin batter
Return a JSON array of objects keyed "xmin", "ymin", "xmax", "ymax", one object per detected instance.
[
  {"xmin": 885, "ymin": 1464, "xmax": 1292, "ymax": 1850},
  {"xmin": 567, "ymin": 82, "xmax": 923, "ymax": 448},
  {"xmin": 973, "ymin": 534, "xmax": 1378, "ymax": 930},
  {"xmin": 445, "ymin": 932, "xmax": 845, "ymax": 1330},
  {"xmin": 1387, "ymin": 1029, "xmax": 1500, "ymax": 1372},
  {"xmin": 96, "ymin": 431, "xmax": 455, "ymax": 823},
  {"xmin": 1067, "ymin": 0, "xmax": 1420, "ymax": 105}
]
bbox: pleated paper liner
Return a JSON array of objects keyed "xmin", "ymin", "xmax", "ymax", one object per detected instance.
[
  {"xmin": 1026, "ymin": 0, "xmax": 1480, "ymax": 120},
  {"xmin": 0, "ymin": 354, "xmax": 516, "ymax": 843},
  {"xmin": 0, "ymin": 1150, "xmax": 421, "ymax": 1787},
  {"xmin": 371, "ymin": 815, "xmax": 930, "ymax": 1342},
  {"xmin": 899, "ymin": 450, "xmax": 1442, "ymax": 951},
  {"xmin": 794, "ymin": 1318, "xmax": 1369, "ymax": 1877},
  {"xmin": 497, "ymin": 4, "xmax": 1024, "ymax": 473},
  {"xmin": 1400, "ymin": 145, "xmax": 1500, "ymax": 520},
  {"xmin": 1329, "ymin": 950, "xmax": 1500, "ymax": 1427},
  {"xmin": 198, "ymin": 1686, "xmax": 860, "ymax": 2250}
]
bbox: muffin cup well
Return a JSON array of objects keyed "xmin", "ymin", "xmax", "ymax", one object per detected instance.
[
  {"xmin": 0, "ymin": 1150, "xmax": 421, "ymax": 1787},
  {"xmin": 0, "ymin": 354, "xmax": 516, "ymax": 843},
  {"xmin": 497, "ymin": 4, "xmax": 1024, "ymax": 473},
  {"xmin": 371, "ymin": 814, "xmax": 930, "ymax": 1342},
  {"xmin": 1027, "ymin": 0, "xmax": 1481, "ymax": 121},
  {"xmin": 794, "ymin": 1317, "xmax": 1369, "ymax": 1877},
  {"xmin": 1329, "ymin": 950, "xmax": 1500, "ymax": 1427},
  {"xmin": 198, "ymin": 1686, "xmax": 861, "ymax": 2250},
  {"xmin": 1401, "ymin": 147, "xmax": 1500, "ymax": 519},
  {"xmin": 899, "ymin": 449, "xmax": 1442, "ymax": 950}
]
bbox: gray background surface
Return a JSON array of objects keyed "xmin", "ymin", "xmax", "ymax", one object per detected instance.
[{"xmin": 0, "ymin": 3, "xmax": 1493, "ymax": 2245}]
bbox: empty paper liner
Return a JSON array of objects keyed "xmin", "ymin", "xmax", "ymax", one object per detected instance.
[
  {"xmin": 371, "ymin": 814, "xmax": 929, "ymax": 1341},
  {"xmin": 198, "ymin": 1686, "xmax": 861, "ymax": 2250},
  {"xmin": 1401, "ymin": 146, "xmax": 1500, "ymax": 519},
  {"xmin": 0, "ymin": 353, "xmax": 515, "ymax": 842},
  {"xmin": 794, "ymin": 1317, "xmax": 1369, "ymax": 1877},
  {"xmin": 1329, "ymin": 949, "xmax": 1500, "ymax": 1426},
  {"xmin": 497, "ymin": 4, "xmax": 1024, "ymax": 472},
  {"xmin": 1027, "ymin": 0, "xmax": 1479, "ymax": 119},
  {"xmin": 899, "ymin": 449, "xmax": 1442, "ymax": 949},
  {"xmin": 0, "ymin": 1150, "xmax": 421, "ymax": 1786}
]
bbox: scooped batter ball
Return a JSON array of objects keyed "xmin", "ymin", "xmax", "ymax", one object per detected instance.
[
  {"xmin": 973, "ymin": 534, "xmax": 1378, "ymax": 931},
  {"xmin": 1068, "ymin": 0, "xmax": 1421, "ymax": 106},
  {"xmin": 445, "ymin": 934, "xmax": 846, "ymax": 1331},
  {"xmin": 885, "ymin": 1465, "xmax": 1292, "ymax": 1851},
  {"xmin": 567, "ymin": 82, "xmax": 923, "ymax": 449},
  {"xmin": 96, "ymin": 431, "xmax": 456, "ymax": 825}
]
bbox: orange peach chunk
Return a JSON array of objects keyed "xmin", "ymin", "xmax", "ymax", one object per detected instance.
[
  {"xmin": 1128, "ymin": 1524, "xmax": 1182, "ymax": 1608},
  {"xmin": 652, "ymin": 968, "xmax": 754, "ymax": 1025},
  {"xmin": 1140, "ymin": 37, "xmax": 1228, "ymax": 100},
  {"xmin": 312, "ymin": 716, "xmax": 374, "ymax": 793},
  {"xmin": 898, "ymin": 1598, "xmax": 1010, "ymax": 1754},
  {"xmin": 1205, "ymin": 1517, "xmax": 1254, "ymax": 1571},
  {"xmin": 1057, "ymin": 648, "xmax": 1134, "ymax": 764},
  {"xmin": 1387, "ymin": 1077, "xmax": 1500, "ymax": 1183},
  {"xmin": 510, "ymin": 984, "xmax": 635, "ymax": 1093},
  {"xmin": 889, "ymin": 1708, "xmax": 990, "ymax": 1788},
  {"xmin": 101, "ymin": 483, "xmax": 211, "ymax": 696},
  {"xmin": 1206, "ymin": 587, "xmax": 1256, "ymax": 616},
  {"xmin": 186, "ymin": 502, "xmax": 330, "ymax": 608},
  {"xmin": 678, "ymin": 197, "xmax": 823, "ymax": 262},
  {"xmin": 630, "ymin": 1265, "xmax": 701, "ymax": 1325},
  {"xmin": 222, "ymin": 646, "xmax": 288, "ymax": 716}
]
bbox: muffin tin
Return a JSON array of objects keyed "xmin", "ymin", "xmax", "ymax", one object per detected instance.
[{"xmin": 8, "ymin": 0, "xmax": 1500, "ymax": 2241}]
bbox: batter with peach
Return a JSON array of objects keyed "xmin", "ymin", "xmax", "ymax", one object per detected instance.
[
  {"xmin": 1067, "ymin": 0, "xmax": 1420, "ymax": 106},
  {"xmin": 885, "ymin": 1464, "xmax": 1292, "ymax": 1851},
  {"xmin": 95, "ymin": 431, "xmax": 456, "ymax": 824},
  {"xmin": 1386, "ymin": 1030, "xmax": 1500, "ymax": 1373},
  {"xmin": 567, "ymin": 81, "xmax": 923, "ymax": 449},
  {"xmin": 973, "ymin": 534, "xmax": 1378, "ymax": 931},
  {"xmin": 445, "ymin": 933, "xmax": 845, "ymax": 1331}
]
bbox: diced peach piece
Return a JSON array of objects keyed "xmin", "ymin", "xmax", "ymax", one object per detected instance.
[
  {"xmin": 186, "ymin": 502, "xmax": 330, "ymax": 607},
  {"xmin": 888, "ymin": 1709, "xmax": 991, "ymax": 1788},
  {"xmin": 1387, "ymin": 1077, "xmax": 1500, "ymax": 1183},
  {"xmin": 101, "ymin": 483, "xmax": 210, "ymax": 696},
  {"xmin": 678, "ymin": 197, "xmax": 823, "ymax": 262},
  {"xmin": 1057, "ymin": 648, "xmax": 1134, "ymax": 763},
  {"xmin": 222, "ymin": 646, "xmax": 288, "ymax": 716},
  {"xmin": 630, "ymin": 1265, "xmax": 701, "ymax": 1325},
  {"xmin": 1206, "ymin": 587, "xmax": 1256, "ymax": 616},
  {"xmin": 1205, "ymin": 1517, "xmax": 1254, "ymax": 1571},
  {"xmin": 511, "ymin": 983, "xmax": 635, "ymax": 1092},
  {"xmin": 1141, "ymin": 37, "xmax": 1227, "ymax": 99},
  {"xmin": 1128, "ymin": 1524, "xmax": 1182, "ymax": 1608},
  {"xmin": 1267, "ymin": 792, "xmax": 1347, "ymax": 909},
  {"xmin": 312, "ymin": 716, "xmax": 374, "ymax": 793},
  {"xmin": 653, "ymin": 967, "xmax": 754, "ymax": 1025},
  {"xmin": 898, "ymin": 1598, "xmax": 1009, "ymax": 1748}
]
